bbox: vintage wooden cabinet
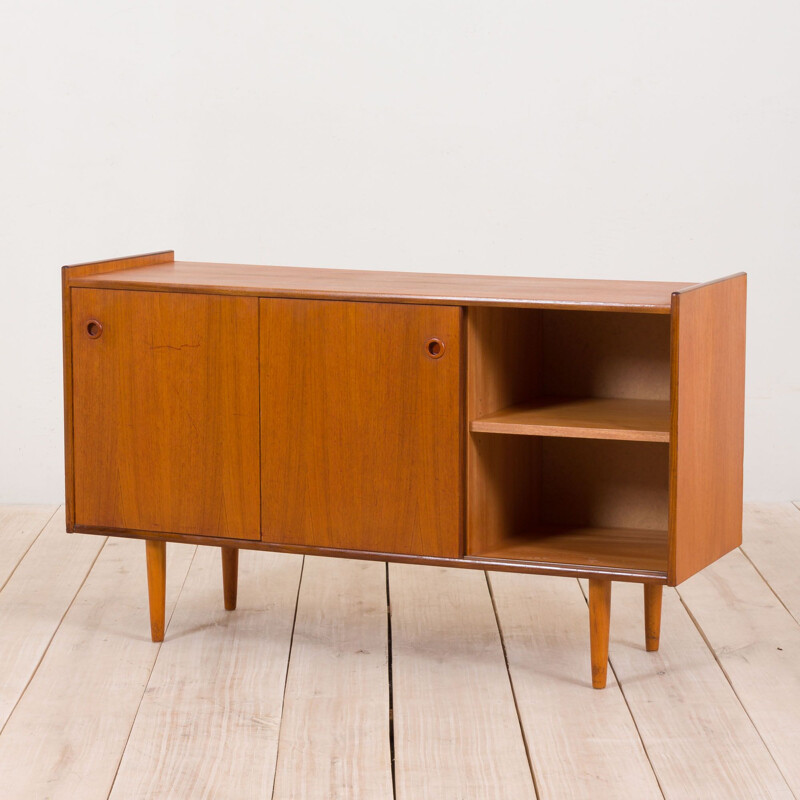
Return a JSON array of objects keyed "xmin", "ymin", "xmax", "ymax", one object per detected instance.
[{"xmin": 62, "ymin": 251, "xmax": 746, "ymax": 688}]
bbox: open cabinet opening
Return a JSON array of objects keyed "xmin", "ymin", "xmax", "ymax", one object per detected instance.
[{"xmin": 466, "ymin": 306, "xmax": 671, "ymax": 576}]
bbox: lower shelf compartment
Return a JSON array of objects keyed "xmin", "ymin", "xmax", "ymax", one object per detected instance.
[{"xmin": 469, "ymin": 526, "xmax": 668, "ymax": 574}]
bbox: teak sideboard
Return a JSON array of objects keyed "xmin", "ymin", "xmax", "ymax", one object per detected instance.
[{"xmin": 61, "ymin": 251, "xmax": 746, "ymax": 688}]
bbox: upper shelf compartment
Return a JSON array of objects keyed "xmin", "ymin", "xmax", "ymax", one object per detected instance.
[
  {"xmin": 466, "ymin": 306, "xmax": 672, "ymax": 443},
  {"xmin": 470, "ymin": 397, "xmax": 670, "ymax": 442}
]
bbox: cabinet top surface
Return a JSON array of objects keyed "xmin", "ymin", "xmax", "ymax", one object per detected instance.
[{"xmin": 68, "ymin": 259, "xmax": 695, "ymax": 312}]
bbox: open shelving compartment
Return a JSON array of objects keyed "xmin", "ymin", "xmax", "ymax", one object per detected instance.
[{"xmin": 466, "ymin": 305, "xmax": 671, "ymax": 579}]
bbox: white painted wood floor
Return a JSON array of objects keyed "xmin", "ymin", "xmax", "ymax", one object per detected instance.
[{"xmin": 1, "ymin": 504, "xmax": 799, "ymax": 799}]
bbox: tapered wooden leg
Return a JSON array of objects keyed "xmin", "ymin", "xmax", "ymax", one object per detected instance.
[
  {"xmin": 589, "ymin": 579, "xmax": 612, "ymax": 689},
  {"xmin": 145, "ymin": 540, "xmax": 166, "ymax": 643},
  {"xmin": 221, "ymin": 547, "xmax": 239, "ymax": 611},
  {"xmin": 644, "ymin": 583, "xmax": 663, "ymax": 652}
]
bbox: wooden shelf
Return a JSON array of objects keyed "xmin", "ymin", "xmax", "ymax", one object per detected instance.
[
  {"xmin": 469, "ymin": 526, "xmax": 668, "ymax": 574},
  {"xmin": 470, "ymin": 397, "xmax": 670, "ymax": 442}
]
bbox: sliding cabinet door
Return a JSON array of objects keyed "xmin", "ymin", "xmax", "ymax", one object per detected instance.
[
  {"xmin": 260, "ymin": 299, "xmax": 462, "ymax": 557},
  {"xmin": 71, "ymin": 289, "xmax": 260, "ymax": 539}
]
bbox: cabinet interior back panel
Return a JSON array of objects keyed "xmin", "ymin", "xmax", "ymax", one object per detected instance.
[
  {"xmin": 540, "ymin": 439, "xmax": 670, "ymax": 531},
  {"xmin": 542, "ymin": 311, "xmax": 671, "ymax": 400}
]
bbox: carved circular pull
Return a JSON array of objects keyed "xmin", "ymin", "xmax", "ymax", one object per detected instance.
[
  {"xmin": 86, "ymin": 319, "xmax": 103, "ymax": 339},
  {"xmin": 425, "ymin": 337, "xmax": 445, "ymax": 359}
]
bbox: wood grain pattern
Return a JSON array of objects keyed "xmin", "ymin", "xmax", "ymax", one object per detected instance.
[
  {"xmin": 474, "ymin": 526, "xmax": 668, "ymax": 574},
  {"xmin": 221, "ymin": 547, "xmax": 239, "ymax": 611},
  {"xmin": 271, "ymin": 557, "xmax": 393, "ymax": 800},
  {"xmin": 71, "ymin": 289, "xmax": 260, "ymax": 540},
  {"xmin": 110, "ymin": 546, "xmax": 302, "ymax": 800},
  {"xmin": 588, "ymin": 579, "xmax": 612, "ymax": 689},
  {"xmin": 0, "ymin": 538, "xmax": 194, "ymax": 799},
  {"xmin": 677, "ymin": 549, "xmax": 800, "ymax": 795},
  {"xmin": 146, "ymin": 540, "xmax": 166, "ymax": 642},
  {"xmin": 62, "ymin": 251, "xmax": 174, "ymax": 531},
  {"xmin": 489, "ymin": 572, "xmax": 662, "ymax": 797},
  {"xmin": 390, "ymin": 564, "xmax": 536, "ymax": 799},
  {"xmin": 582, "ymin": 579, "xmax": 793, "ymax": 799},
  {"xmin": 471, "ymin": 397, "xmax": 670, "ymax": 442},
  {"xmin": 70, "ymin": 260, "xmax": 692, "ymax": 311},
  {"xmin": 0, "ymin": 506, "xmax": 56, "ymax": 589},
  {"xmin": 260, "ymin": 298, "xmax": 462, "ymax": 557},
  {"xmin": 668, "ymin": 273, "xmax": 746, "ymax": 584},
  {"xmin": 644, "ymin": 583, "xmax": 663, "ymax": 651},
  {"xmin": 0, "ymin": 509, "xmax": 105, "ymax": 732},
  {"xmin": 466, "ymin": 307, "xmax": 542, "ymax": 555}
]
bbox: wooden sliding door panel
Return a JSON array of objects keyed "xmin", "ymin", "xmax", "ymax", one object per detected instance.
[
  {"xmin": 71, "ymin": 289, "xmax": 260, "ymax": 540},
  {"xmin": 260, "ymin": 299, "xmax": 462, "ymax": 557},
  {"xmin": 668, "ymin": 274, "xmax": 746, "ymax": 584}
]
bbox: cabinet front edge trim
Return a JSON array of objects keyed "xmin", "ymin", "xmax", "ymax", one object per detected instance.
[
  {"xmin": 71, "ymin": 525, "xmax": 668, "ymax": 584},
  {"xmin": 67, "ymin": 281, "xmax": 676, "ymax": 313}
]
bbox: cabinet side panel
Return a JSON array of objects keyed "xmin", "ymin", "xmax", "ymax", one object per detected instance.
[
  {"xmin": 669, "ymin": 274, "xmax": 746, "ymax": 584},
  {"xmin": 62, "ymin": 269, "xmax": 75, "ymax": 530},
  {"xmin": 71, "ymin": 289, "xmax": 260, "ymax": 540},
  {"xmin": 260, "ymin": 299, "xmax": 462, "ymax": 558}
]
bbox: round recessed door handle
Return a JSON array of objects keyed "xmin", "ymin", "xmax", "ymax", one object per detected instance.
[
  {"xmin": 425, "ymin": 337, "xmax": 445, "ymax": 359},
  {"xmin": 86, "ymin": 319, "xmax": 103, "ymax": 339}
]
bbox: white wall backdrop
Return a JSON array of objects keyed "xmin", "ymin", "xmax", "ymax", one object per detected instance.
[{"xmin": 1, "ymin": 1, "xmax": 798, "ymax": 503}]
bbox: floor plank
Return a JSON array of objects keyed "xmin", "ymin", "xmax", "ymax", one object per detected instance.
[
  {"xmin": 0, "ymin": 505, "xmax": 57, "ymax": 589},
  {"xmin": 489, "ymin": 572, "xmax": 662, "ymax": 800},
  {"xmin": 0, "ymin": 537, "xmax": 194, "ymax": 799},
  {"xmin": 390, "ymin": 564, "xmax": 536, "ymax": 800},
  {"xmin": 677, "ymin": 548, "xmax": 800, "ymax": 795},
  {"xmin": 0, "ymin": 507, "xmax": 104, "ymax": 731},
  {"xmin": 581, "ymin": 579, "xmax": 793, "ymax": 800},
  {"xmin": 111, "ymin": 546, "xmax": 303, "ymax": 800},
  {"xmin": 272, "ymin": 557, "xmax": 393, "ymax": 800},
  {"xmin": 740, "ymin": 503, "xmax": 800, "ymax": 624}
]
